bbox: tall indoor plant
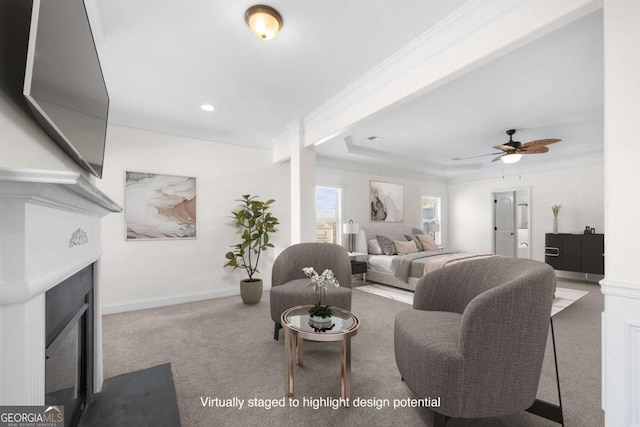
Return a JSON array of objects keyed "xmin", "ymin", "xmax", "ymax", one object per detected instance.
[{"xmin": 224, "ymin": 195, "xmax": 279, "ymax": 304}]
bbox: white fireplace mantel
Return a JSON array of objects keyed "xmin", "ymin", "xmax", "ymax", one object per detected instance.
[
  {"xmin": 0, "ymin": 168, "xmax": 121, "ymax": 304},
  {"xmin": 0, "ymin": 167, "xmax": 121, "ymax": 405}
]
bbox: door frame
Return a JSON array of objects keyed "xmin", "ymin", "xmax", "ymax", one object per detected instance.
[{"xmin": 490, "ymin": 186, "xmax": 531, "ymax": 258}]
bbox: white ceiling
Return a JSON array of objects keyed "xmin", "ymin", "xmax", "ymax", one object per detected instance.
[
  {"xmin": 92, "ymin": 0, "xmax": 469, "ymax": 149},
  {"xmin": 317, "ymin": 9, "xmax": 604, "ymax": 182},
  {"xmin": 90, "ymin": 1, "xmax": 603, "ymax": 182}
]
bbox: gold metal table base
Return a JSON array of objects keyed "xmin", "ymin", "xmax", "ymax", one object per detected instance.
[{"xmin": 282, "ymin": 306, "xmax": 359, "ymax": 400}]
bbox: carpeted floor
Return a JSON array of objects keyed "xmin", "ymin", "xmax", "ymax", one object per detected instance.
[{"xmin": 101, "ymin": 278, "xmax": 603, "ymax": 427}]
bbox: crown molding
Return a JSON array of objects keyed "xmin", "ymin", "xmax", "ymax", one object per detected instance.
[
  {"xmin": 344, "ymin": 136, "xmax": 482, "ymax": 172},
  {"xmin": 316, "ymin": 156, "xmax": 448, "ymax": 184}
]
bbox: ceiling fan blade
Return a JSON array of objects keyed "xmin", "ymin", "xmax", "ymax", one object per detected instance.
[
  {"xmin": 492, "ymin": 144, "xmax": 516, "ymax": 152},
  {"xmin": 521, "ymin": 138, "xmax": 561, "ymax": 148},
  {"xmin": 521, "ymin": 146, "xmax": 549, "ymax": 154},
  {"xmin": 463, "ymin": 152, "xmax": 502, "ymax": 160},
  {"xmin": 492, "ymin": 153, "xmax": 507, "ymax": 162}
]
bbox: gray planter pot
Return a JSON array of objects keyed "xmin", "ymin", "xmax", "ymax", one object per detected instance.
[{"xmin": 240, "ymin": 279, "xmax": 263, "ymax": 304}]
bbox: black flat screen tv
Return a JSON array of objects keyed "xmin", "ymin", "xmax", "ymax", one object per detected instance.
[{"xmin": 23, "ymin": 0, "xmax": 109, "ymax": 178}]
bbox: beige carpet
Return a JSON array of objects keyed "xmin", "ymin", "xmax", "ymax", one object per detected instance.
[{"xmin": 101, "ymin": 278, "xmax": 603, "ymax": 427}]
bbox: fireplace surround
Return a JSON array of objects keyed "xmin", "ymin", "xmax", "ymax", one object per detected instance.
[{"xmin": 0, "ymin": 168, "xmax": 120, "ymax": 412}]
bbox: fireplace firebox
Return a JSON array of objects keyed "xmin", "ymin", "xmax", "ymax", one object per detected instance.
[{"xmin": 45, "ymin": 264, "xmax": 95, "ymax": 427}]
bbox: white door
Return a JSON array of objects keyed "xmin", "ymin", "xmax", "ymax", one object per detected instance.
[{"xmin": 494, "ymin": 191, "xmax": 516, "ymax": 257}]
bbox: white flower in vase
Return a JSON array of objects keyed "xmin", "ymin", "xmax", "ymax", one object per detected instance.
[{"xmin": 303, "ymin": 267, "xmax": 340, "ymax": 318}]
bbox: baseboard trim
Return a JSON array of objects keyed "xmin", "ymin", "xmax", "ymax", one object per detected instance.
[
  {"xmin": 102, "ymin": 287, "xmax": 249, "ymax": 315},
  {"xmin": 554, "ymin": 270, "xmax": 603, "ymax": 283}
]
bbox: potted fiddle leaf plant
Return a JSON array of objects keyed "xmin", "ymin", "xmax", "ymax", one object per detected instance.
[{"xmin": 224, "ymin": 195, "xmax": 279, "ymax": 304}]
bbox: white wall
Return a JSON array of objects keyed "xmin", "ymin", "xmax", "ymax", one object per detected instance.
[
  {"xmin": 448, "ymin": 163, "xmax": 604, "ymax": 262},
  {"xmin": 97, "ymin": 125, "xmax": 290, "ymax": 313},
  {"xmin": 316, "ymin": 166, "xmax": 448, "ymax": 245}
]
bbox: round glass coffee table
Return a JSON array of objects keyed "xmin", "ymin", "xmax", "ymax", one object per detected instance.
[{"xmin": 281, "ymin": 305, "xmax": 360, "ymax": 400}]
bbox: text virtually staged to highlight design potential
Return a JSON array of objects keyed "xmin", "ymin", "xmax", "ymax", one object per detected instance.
[{"xmin": 1, "ymin": 0, "xmax": 639, "ymax": 427}]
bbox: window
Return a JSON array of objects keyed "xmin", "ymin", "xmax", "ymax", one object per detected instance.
[
  {"xmin": 315, "ymin": 186, "xmax": 342, "ymax": 244},
  {"xmin": 421, "ymin": 196, "xmax": 442, "ymax": 245}
]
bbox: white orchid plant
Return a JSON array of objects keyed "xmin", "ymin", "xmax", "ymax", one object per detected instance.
[
  {"xmin": 303, "ymin": 267, "xmax": 340, "ymax": 318},
  {"xmin": 550, "ymin": 202, "xmax": 562, "ymax": 217}
]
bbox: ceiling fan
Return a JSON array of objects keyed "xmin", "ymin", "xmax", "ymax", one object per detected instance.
[
  {"xmin": 491, "ymin": 129, "xmax": 561, "ymax": 163},
  {"xmin": 453, "ymin": 129, "xmax": 561, "ymax": 164}
]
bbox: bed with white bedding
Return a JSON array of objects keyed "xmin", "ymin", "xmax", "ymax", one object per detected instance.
[{"xmin": 355, "ymin": 225, "xmax": 496, "ymax": 291}]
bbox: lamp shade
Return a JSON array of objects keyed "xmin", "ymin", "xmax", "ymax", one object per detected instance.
[
  {"xmin": 343, "ymin": 221, "xmax": 359, "ymax": 234},
  {"xmin": 426, "ymin": 222, "xmax": 440, "ymax": 233},
  {"xmin": 245, "ymin": 5, "xmax": 282, "ymax": 40},
  {"xmin": 501, "ymin": 153, "xmax": 523, "ymax": 164}
]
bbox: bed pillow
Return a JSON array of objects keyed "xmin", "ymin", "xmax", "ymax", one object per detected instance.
[
  {"xmin": 395, "ymin": 240, "xmax": 418, "ymax": 255},
  {"xmin": 367, "ymin": 239, "xmax": 384, "ymax": 255},
  {"xmin": 376, "ymin": 235, "xmax": 397, "ymax": 255},
  {"xmin": 404, "ymin": 234, "xmax": 424, "ymax": 251},
  {"xmin": 417, "ymin": 234, "xmax": 439, "ymax": 251}
]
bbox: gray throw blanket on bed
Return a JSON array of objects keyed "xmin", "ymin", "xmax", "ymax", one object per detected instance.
[{"xmin": 390, "ymin": 250, "xmax": 456, "ymax": 283}]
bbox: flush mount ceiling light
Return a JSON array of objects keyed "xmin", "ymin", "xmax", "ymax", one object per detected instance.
[
  {"xmin": 245, "ymin": 5, "xmax": 283, "ymax": 40},
  {"xmin": 200, "ymin": 104, "xmax": 215, "ymax": 111}
]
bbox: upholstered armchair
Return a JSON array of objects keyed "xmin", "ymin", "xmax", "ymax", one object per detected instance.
[
  {"xmin": 270, "ymin": 243, "xmax": 352, "ymax": 340},
  {"xmin": 394, "ymin": 257, "xmax": 556, "ymax": 425}
]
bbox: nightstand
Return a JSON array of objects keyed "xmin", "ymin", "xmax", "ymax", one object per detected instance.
[
  {"xmin": 350, "ymin": 260, "xmax": 367, "ymax": 282},
  {"xmin": 347, "ymin": 252, "xmax": 367, "ymax": 258}
]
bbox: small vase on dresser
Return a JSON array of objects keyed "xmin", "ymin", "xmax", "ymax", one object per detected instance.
[{"xmin": 550, "ymin": 202, "xmax": 561, "ymax": 234}]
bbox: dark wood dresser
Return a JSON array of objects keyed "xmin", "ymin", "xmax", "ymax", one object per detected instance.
[{"xmin": 544, "ymin": 233, "xmax": 604, "ymax": 275}]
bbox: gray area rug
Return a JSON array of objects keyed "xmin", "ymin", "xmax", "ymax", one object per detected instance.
[
  {"xmin": 101, "ymin": 278, "xmax": 603, "ymax": 426},
  {"xmin": 79, "ymin": 363, "xmax": 180, "ymax": 427}
]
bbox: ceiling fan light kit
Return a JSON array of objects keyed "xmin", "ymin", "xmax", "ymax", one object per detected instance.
[
  {"xmin": 245, "ymin": 5, "xmax": 283, "ymax": 40},
  {"xmin": 501, "ymin": 153, "xmax": 523, "ymax": 164}
]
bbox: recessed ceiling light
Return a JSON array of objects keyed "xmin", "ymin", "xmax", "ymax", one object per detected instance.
[
  {"xmin": 201, "ymin": 104, "xmax": 215, "ymax": 111},
  {"xmin": 367, "ymin": 136, "xmax": 383, "ymax": 142}
]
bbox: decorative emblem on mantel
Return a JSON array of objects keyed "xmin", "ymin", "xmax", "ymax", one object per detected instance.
[{"xmin": 69, "ymin": 228, "xmax": 89, "ymax": 247}]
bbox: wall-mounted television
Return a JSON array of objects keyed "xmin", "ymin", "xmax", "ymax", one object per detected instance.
[{"xmin": 23, "ymin": 0, "xmax": 109, "ymax": 178}]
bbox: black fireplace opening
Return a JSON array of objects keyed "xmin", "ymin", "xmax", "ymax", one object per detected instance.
[{"xmin": 45, "ymin": 264, "xmax": 95, "ymax": 427}]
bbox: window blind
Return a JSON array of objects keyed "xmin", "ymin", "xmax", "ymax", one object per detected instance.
[{"xmin": 315, "ymin": 186, "xmax": 342, "ymax": 244}]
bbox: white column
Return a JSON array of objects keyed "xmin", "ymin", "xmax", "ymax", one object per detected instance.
[
  {"xmin": 601, "ymin": 1, "xmax": 640, "ymax": 425},
  {"xmin": 289, "ymin": 120, "xmax": 316, "ymax": 244}
]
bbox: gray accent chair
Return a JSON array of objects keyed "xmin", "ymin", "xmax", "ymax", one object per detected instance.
[
  {"xmin": 270, "ymin": 243, "xmax": 352, "ymax": 340},
  {"xmin": 394, "ymin": 257, "xmax": 556, "ymax": 425}
]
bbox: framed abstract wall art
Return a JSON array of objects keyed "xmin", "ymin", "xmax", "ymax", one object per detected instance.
[
  {"xmin": 125, "ymin": 171, "xmax": 197, "ymax": 240},
  {"xmin": 369, "ymin": 180, "xmax": 404, "ymax": 222}
]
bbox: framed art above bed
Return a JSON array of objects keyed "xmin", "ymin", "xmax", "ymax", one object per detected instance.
[{"xmin": 369, "ymin": 180, "xmax": 403, "ymax": 222}]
